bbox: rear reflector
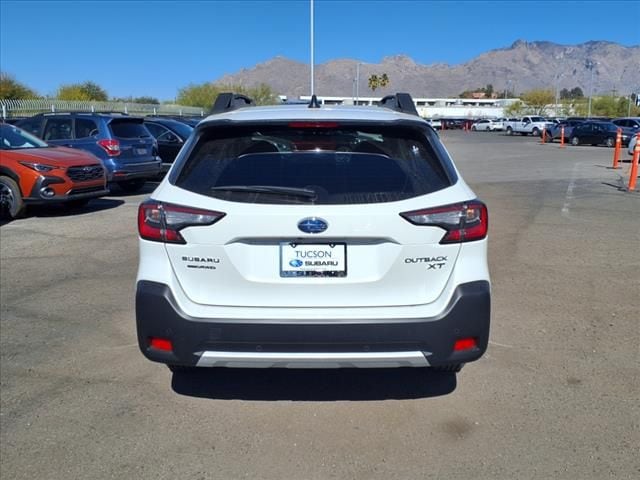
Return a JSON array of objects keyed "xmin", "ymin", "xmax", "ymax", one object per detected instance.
[
  {"xmin": 149, "ymin": 337, "xmax": 173, "ymax": 352},
  {"xmin": 453, "ymin": 338, "xmax": 477, "ymax": 352},
  {"xmin": 400, "ymin": 200, "xmax": 488, "ymax": 244},
  {"xmin": 138, "ymin": 200, "xmax": 225, "ymax": 244}
]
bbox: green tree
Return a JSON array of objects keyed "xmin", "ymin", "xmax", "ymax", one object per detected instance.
[
  {"xmin": 569, "ymin": 87, "xmax": 584, "ymax": 99},
  {"xmin": 573, "ymin": 96, "xmax": 639, "ymax": 117},
  {"xmin": 177, "ymin": 82, "xmax": 276, "ymax": 109},
  {"xmin": 57, "ymin": 81, "xmax": 108, "ymax": 101},
  {"xmin": 519, "ymin": 89, "xmax": 554, "ymax": 115},
  {"xmin": 505, "ymin": 101, "xmax": 525, "ymax": 117},
  {"xmin": 0, "ymin": 72, "xmax": 38, "ymax": 99},
  {"xmin": 485, "ymin": 84, "xmax": 494, "ymax": 97},
  {"xmin": 81, "ymin": 81, "xmax": 108, "ymax": 101}
]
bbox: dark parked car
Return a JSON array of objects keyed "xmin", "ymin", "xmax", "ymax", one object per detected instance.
[
  {"xmin": 16, "ymin": 113, "xmax": 161, "ymax": 192},
  {"xmin": 548, "ymin": 119, "xmax": 584, "ymax": 142},
  {"xmin": 143, "ymin": 117, "xmax": 193, "ymax": 171},
  {"xmin": 569, "ymin": 121, "xmax": 632, "ymax": 147},
  {"xmin": 612, "ymin": 117, "xmax": 640, "ymax": 132}
]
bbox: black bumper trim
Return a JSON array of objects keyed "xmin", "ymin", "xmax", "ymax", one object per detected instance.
[
  {"xmin": 136, "ymin": 280, "xmax": 491, "ymax": 367},
  {"xmin": 24, "ymin": 175, "xmax": 108, "ymax": 204}
]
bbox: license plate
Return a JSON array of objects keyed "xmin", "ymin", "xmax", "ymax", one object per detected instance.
[
  {"xmin": 280, "ymin": 243, "xmax": 346, "ymax": 277},
  {"xmin": 135, "ymin": 148, "xmax": 147, "ymax": 155}
]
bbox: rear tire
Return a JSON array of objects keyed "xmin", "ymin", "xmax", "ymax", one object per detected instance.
[
  {"xmin": 430, "ymin": 364, "xmax": 464, "ymax": 373},
  {"xmin": 168, "ymin": 364, "xmax": 198, "ymax": 374},
  {"xmin": 570, "ymin": 136, "xmax": 580, "ymax": 146},
  {"xmin": 532, "ymin": 127, "xmax": 540, "ymax": 137},
  {"xmin": 117, "ymin": 179, "xmax": 146, "ymax": 193},
  {"xmin": 605, "ymin": 137, "xmax": 615, "ymax": 148},
  {"xmin": 506, "ymin": 127, "xmax": 513, "ymax": 136},
  {"xmin": 0, "ymin": 176, "xmax": 25, "ymax": 219}
]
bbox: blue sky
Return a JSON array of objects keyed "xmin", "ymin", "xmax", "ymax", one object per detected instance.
[{"xmin": 1, "ymin": 0, "xmax": 638, "ymax": 100}]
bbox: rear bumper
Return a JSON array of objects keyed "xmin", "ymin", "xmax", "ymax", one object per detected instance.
[
  {"xmin": 106, "ymin": 159, "xmax": 162, "ymax": 182},
  {"xmin": 136, "ymin": 280, "xmax": 491, "ymax": 368}
]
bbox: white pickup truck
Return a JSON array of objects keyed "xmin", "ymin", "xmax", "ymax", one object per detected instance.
[{"xmin": 504, "ymin": 116, "xmax": 554, "ymax": 137}]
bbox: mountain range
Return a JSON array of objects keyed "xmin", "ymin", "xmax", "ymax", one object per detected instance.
[{"xmin": 214, "ymin": 40, "xmax": 639, "ymax": 98}]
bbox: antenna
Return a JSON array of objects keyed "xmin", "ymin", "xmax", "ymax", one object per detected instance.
[{"xmin": 310, "ymin": 0, "xmax": 315, "ymax": 96}]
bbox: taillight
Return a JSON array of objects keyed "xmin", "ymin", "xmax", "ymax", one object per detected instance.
[
  {"xmin": 97, "ymin": 139, "xmax": 120, "ymax": 156},
  {"xmin": 138, "ymin": 200, "xmax": 225, "ymax": 244},
  {"xmin": 400, "ymin": 200, "xmax": 488, "ymax": 244}
]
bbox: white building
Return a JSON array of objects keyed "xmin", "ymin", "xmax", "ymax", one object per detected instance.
[{"xmin": 293, "ymin": 95, "xmax": 520, "ymax": 119}]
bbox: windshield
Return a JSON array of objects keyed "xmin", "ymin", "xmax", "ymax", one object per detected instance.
[
  {"xmin": 175, "ymin": 124, "xmax": 452, "ymax": 205},
  {"xmin": 0, "ymin": 124, "xmax": 48, "ymax": 150}
]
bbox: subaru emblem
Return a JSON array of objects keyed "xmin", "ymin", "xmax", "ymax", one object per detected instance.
[
  {"xmin": 297, "ymin": 217, "xmax": 328, "ymax": 234},
  {"xmin": 289, "ymin": 259, "xmax": 303, "ymax": 268}
]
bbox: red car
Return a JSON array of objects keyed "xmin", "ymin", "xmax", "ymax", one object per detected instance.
[{"xmin": 0, "ymin": 123, "xmax": 108, "ymax": 219}]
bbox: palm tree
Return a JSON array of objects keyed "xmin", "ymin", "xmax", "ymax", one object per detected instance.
[
  {"xmin": 368, "ymin": 73, "xmax": 390, "ymax": 92},
  {"xmin": 368, "ymin": 74, "xmax": 379, "ymax": 92}
]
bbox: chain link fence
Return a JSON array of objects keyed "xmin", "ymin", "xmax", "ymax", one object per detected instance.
[{"xmin": 0, "ymin": 99, "xmax": 205, "ymax": 119}]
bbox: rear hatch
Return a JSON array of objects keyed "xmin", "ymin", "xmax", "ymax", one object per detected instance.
[
  {"xmin": 151, "ymin": 121, "xmax": 482, "ymax": 308},
  {"xmin": 108, "ymin": 118, "xmax": 155, "ymax": 164}
]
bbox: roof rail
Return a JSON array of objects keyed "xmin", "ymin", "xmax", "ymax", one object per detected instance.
[
  {"xmin": 211, "ymin": 92, "xmax": 255, "ymax": 114},
  {"xmin": 379, "ymin": 93, "xmax": 419, "ymax": 116}
]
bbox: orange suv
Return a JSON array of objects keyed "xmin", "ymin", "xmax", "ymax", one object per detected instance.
[{"xmin": 0, "ymin": 123, "xmax": 108, "ymax": 219}]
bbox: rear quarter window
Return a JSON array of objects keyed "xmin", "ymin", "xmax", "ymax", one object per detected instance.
[
  {"xmin": 174, "ymin": 123, "xmax": 453, "ymax": 205},
  {"xmin": 109, "ymin": 121, "xmax": 151, "ymax": 139}
]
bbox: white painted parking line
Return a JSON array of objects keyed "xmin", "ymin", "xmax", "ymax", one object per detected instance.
[{"xmin": 561, "ymin": 162, "xmax": 581, "ymax": 216}]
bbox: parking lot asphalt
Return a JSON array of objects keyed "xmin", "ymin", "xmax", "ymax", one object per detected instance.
[{"xmin": 1, "ymin": 131, "xmax": 638, "ymax": 479}]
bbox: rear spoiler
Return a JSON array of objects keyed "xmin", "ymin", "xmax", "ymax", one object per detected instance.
[
  {"xmin": 379, "ymin": 93, "xmax": 419, "ymax": 117},
  {"xmin": 211, "ymin": 93, "xmax": 255, "ymax": 114}
]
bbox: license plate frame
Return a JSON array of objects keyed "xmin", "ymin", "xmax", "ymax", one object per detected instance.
[{"xmin": 280, "ymin": 242, "xmax": 347, "ymax": 278}]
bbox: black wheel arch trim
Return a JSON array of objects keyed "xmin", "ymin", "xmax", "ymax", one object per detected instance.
[{"xmin": 0, "ymin": 166, "xmax": 21, "ymax": 188}]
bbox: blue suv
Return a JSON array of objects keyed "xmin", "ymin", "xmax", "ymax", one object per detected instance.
[{"xmin": 17, "ymin": 113, "xmax": 161, "ymax": 192}]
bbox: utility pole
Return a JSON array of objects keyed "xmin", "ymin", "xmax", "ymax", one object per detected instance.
[{"xmin": 310, "ymin": 0, "xmax": 315, "ymax": 96}]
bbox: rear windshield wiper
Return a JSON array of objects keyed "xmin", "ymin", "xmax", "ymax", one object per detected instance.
[{"xmin": 210, "ymin": 185, "xmax": 317, "ymax": 198}]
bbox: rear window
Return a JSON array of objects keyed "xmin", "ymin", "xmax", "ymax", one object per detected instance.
[
  {"xmin": 174, "ymin": 124, "xmax": 452, "ymax": 205},
  {"xmin": 109, "ymin": 120, "xmax": 150, "ymax": 139}
]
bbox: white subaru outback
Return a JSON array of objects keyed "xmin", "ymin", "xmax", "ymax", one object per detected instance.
[{"xmin": 136, "ymin": 93, "xmax": 490, "ymax": 373}]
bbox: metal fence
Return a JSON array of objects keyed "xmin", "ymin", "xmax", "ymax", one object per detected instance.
[{"xmin": 0, "ymin": 99, "xmax": 205, "ymax": 119}]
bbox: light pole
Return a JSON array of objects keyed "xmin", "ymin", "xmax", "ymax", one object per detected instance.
[
  {"xmin": 355, "ymin": 62, "xmax": 362, "ymax": 105},
  {"xmin": 310, "ymin": 0, "xmax": 315, "ymax": 96},
  {"xmin": 554, "ymin": 72, "xmax": 564, "ymax": 116},
  {"xmin": 504, "ymin": 79, "xmax": 511, "ymax": 100},
  {"xmin": 586, "ymin": 60, "xmax": 599, "ymax": 118}
]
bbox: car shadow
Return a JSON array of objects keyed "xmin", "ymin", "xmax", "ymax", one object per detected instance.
[
  {"xmin": 30, "ymin": 198, "xmax": 125, "ymax": 218},
  {"xmin": 105, "ymin": 181, "xmax": 160, "ymax": 197},
  {"xmin": 171, "ymin": 367, "xmax": 457, "ymax": 401}
]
